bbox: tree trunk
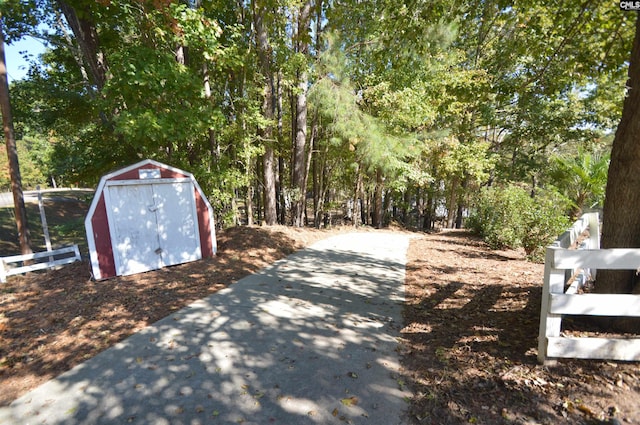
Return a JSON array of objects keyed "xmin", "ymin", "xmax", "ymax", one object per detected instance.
[
  {"xmin": 312, "ymin": 131, "xmax": 319, "ymax": 227},
  {"xmin": 278, "ymin": 155, "xmax": 285, "ymax": 224},
  {"xmin": 256, "ymin": 160, "xmax": 263, "ymax": 224},
  {"xmin": 57, "ymin": 1, "xmax": 108, "ymax": 90},
  {"xmin": 202, "ymin": 62, "xmax": 220, "ymax": 173},
  {"xmin": 291, "ymin": 1, "xmax": 312, "ymax": 227},
  {"xmin": 302, "ymin": 112, "xmax": 316, "ymax": 226},
  {"xmin": 446, "ymin": 178, "xmax": 459, "ymax": 228},
  {"xmin": 253, "ymin": 0, "xmax": 277, "ymax": 225},
  {"xmin": 262, "ymin": 147, "xmax": 277, "ymax": 225},
  {"xmin": 276, "ymin": 73, "xmax": 286, "ymax": 225},
  {"xmin": 424, "ymin": 188, "xmax": 434, "ymax": 231},
  {"xmin": 401, "ymin": 189, "xmax": 410, "ymax": 227},
  {"xmin": 246, "ymin": 184, "xmax": 254, "ymax": 226},
  {"xmin": 372, "ymin": 167, "xmax": 383, "ymax": 228},
  {"xmin": 353, "ymin": 167, "xmax": 363, "ymax": 227},
  {"xmin": 363, "ymin": 191, "xmax": 370, "ymax": 226},
  {"xmin": 0, "ymin": 26, "xmax": 32, "ymax": 255},
  {"xmin": 232, "ymin": 189, "xmax": 241, "ymax": 226},
  {"xmin": 599, "ymin": 14, "xmax": 640, "ymax": 295},
  {"xmin": 455, "ymin": 178, "xmax": 468, "ymax": 229},
  {"xmin": 383, "ymin": 189, "xmax": 391, "ymax": 227},
  {"xmin": 54, "ymin": 8, "xmax": 94, "ymax": 96},
  {"xmin": 291, "ymin": 74, "xmax": 308, "ymax": 227}
]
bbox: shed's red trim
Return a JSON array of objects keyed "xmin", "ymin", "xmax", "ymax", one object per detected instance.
[
  {"xmin": 195, "ymin": 189, "xmax": 214, "ymax": 258},
  {"xmin": 111, "ymin": 164, "xmax": 188, "ymax": 181},
  {"xmin": 91, "ymin": 195, "xmax": 116, "ymax": 278}
]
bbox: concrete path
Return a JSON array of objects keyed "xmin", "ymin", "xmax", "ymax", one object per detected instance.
[{"xmin": 0, "ymin": 232, "xmax": 412, "ymax": 425}]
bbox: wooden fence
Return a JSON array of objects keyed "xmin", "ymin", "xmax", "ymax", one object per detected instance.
[{"xmin": 538, "ymin": 212, "xmax": 640, "ymax": 363}]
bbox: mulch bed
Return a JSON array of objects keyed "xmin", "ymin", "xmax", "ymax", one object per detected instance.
[{"xmin": 402, "ymin": 230, "xmax": 639, "ymax": 425}]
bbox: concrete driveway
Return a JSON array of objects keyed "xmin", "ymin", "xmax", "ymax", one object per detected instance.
[{"xmin": 0, "ymin": 232, "xmax": 412, "ymax": 425}]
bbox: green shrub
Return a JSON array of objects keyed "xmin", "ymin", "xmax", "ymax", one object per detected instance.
[
  {"xmin": 521, "ymin": 191, "xmax": 571, "ymax": 262},
  {"xmin": 468, "ymin": 185, "xmax": 570, "ymax": 262},
  {"xmin": 467, "ymin": 185, "xmax": 530, "ymax": 249}
]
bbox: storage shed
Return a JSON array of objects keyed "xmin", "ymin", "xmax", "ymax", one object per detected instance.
[{"xmin": 85, "ymin": 159, "xmax": 216, "ymax": 280}]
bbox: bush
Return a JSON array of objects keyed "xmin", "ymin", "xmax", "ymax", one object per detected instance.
[
  {"xmin": 521, "ymin": 191, "xmax": 571, "ymax": 261},
  {"xmin": 467, "ymin": 185, "xmax": 530, "ymax": 249},
  {"xmin": 468, "ymin": 185, "xmax": 570, "ymax": 262}
]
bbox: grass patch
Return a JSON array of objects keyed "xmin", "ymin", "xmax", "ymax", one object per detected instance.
[{"xmin": 0, "ymin": 196, "xmax": 90, "ymax": 257}]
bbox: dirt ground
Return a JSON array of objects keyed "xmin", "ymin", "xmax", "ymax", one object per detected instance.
[{"xmin": 0, "ymin": 205, "xmax": 638, "ymax": 424}]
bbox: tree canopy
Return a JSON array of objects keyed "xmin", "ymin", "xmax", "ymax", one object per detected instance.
[{"xmin": 0, "ymin": 1, "xmax": 633, "ymax": 236}]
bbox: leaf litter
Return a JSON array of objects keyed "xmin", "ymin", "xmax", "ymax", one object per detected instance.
[{"xmin": 402, "ymin": 230, "xmax": 640, "ymax": 425}]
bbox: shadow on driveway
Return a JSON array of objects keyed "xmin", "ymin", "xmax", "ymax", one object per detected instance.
[{"xmin": 0, "ymin": 232, "xmax": 412, "ymax": 425}]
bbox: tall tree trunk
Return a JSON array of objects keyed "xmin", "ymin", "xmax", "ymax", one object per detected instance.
[
  {"xmin": 321, "ymin": 163, "xmax": 330, "ymax": 228},
  {"xmin": 256, "ymin": 159, "xmax": 263, "ymax": 224},
  {"xmin": 354, "ymin": 167, "xmax": 363, "ymax": 227},
  {"xmin": 402, "ymin": 189, "xmax": 410, "ymax": 227},
  {"xmin": 54, "ymin": 8, "xmax": 94, "ymax": 96},
  {"xmin": 276, "ymin": 73, "xmax": 285, "ymax": 225},
  {"xmin": 57, "ymin": 0, "xmax": 108, "ymax": 90},
  {"xmin": 314, "ymin": 142, "xmax": 330, "ymax": 228},
  {"xmin": 246, "ymin": 180, "xmax": 254, "ymax": 226},
  {"xmin": 424, "ymin": 188, "xmax": 434, "ymax": 231},
  {"xmin": 202, "ymin": 62, "xmax": 220, "ymax": 173},
  {"xmin": 232, "ymin": 190, "xmax": 241, "ymax": 226},
  {"xmin": 312, "ymin": 132, "xmax": 319, "ymax": 227},
  {"xmin": 0, "ymin": 26, "xmax": 32, "ymax": 255},
  {"xmin": 383, "ymin": 189, "xmax": 391, "ymax": 227},
  {"xmin": 372, "ymin": 167, "xmax": 383, "ymax": 228},
  {"xmin": 262, "ymin": 148, "xmax": 277, "ymax": 225},
  {"xmin": 243, "ymin": 117, "xmax": 254, "ymax": 226},
  {"xmin": 278, "ymin": 155, "xmax": 285, "ymax": 224},
  {"xmin": 446, "ymin": 178, "xmax": 459, "ymax": 228},
  {"xmin": 253, "ymin": 0, "xmax": 277, "ymax": 225},
  {"xmin": 291, "ymin": 1, "xmax": 312, "ymax": 227},
  {"xmin": 455, "ymin": 178, "xmax": 468, "ymax": 229},
  {"xmin": 302, "ymin": 112, "xmax": 316, "ymax": 226},
  {"xmin": 291, "ymin": 73, "xmax": 308, "ymax": 227},
  {"xmin": 599, "ymin": 14, "xmax": 640, "ymax": 295}
]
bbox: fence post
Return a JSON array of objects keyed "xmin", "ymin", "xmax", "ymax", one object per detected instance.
[
  {"xmin": 585, "ymin": 212, "xmax": 599, "ymax": 249},
  {"xmin": 0, "ymin": 260, "xmax": 6, "ymax": 283},
  {"xmin": 538, "ymin": 246, "xmax": 565, "ymax": 363},
  {"xmin": 586, "ymin": 212, "xmax": 600, "ymax": 280},
  {"xmin": 37, "ymin": 185, "xmax": 54, "ymax": 262}
]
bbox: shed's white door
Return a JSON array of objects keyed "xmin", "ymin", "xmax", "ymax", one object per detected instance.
[
  {"xmin": 152, "ymin": 181, "xmax": 200, "ymax": 267},
  {"xmin": 106, "ymin": 180, "xmax": 201, "ymax": 276}
]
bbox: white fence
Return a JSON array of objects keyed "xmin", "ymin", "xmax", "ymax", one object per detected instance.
[
  {"xmin": 0, "ymin": 245, "xmax": 81, "ymax": 283},
  {"xmin": 538, "ymin": 212, "xmax": 640, "ymax": 363}
]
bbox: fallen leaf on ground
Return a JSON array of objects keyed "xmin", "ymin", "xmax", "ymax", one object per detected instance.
[{"xmin": 341, "ymin": 396, "xmax": 359, "ymax": 407}]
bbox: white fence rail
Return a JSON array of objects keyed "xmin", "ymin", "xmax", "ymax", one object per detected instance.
[
  {"xmin": 0, "ymin": 245, "xmax": 81, "ymax": 283},
  {"xmin": 538, "ymin": 212, "xmax": 640, "ymax": 363}
]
